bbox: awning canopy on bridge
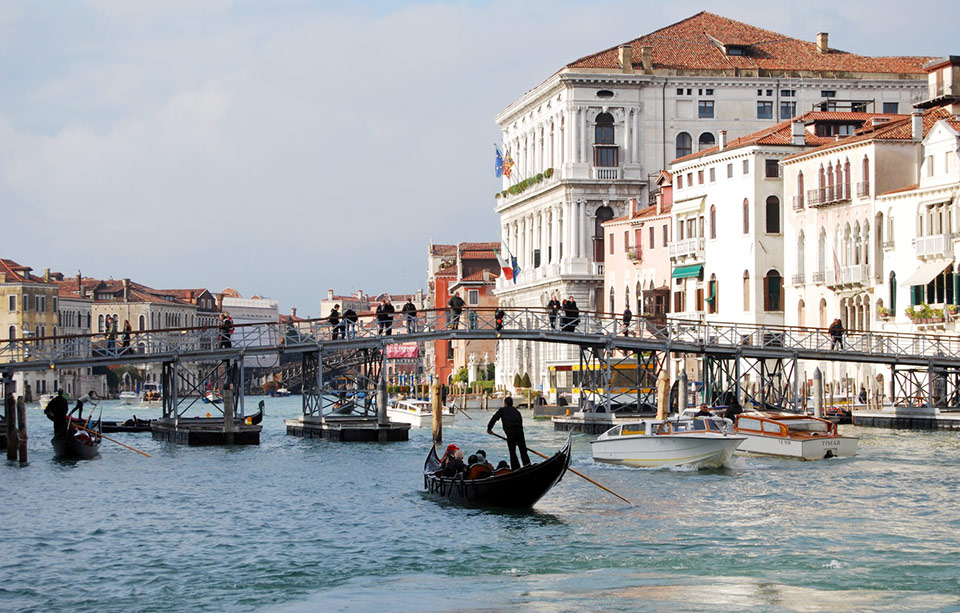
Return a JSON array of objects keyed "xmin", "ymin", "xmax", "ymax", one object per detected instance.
[
  {"xmin": 672, "ymin": 264, "xmax": 703, "ymax": 279},
  {"xmin": 903, "ymin": 259, "xmax": 953, "ymax": 286}
]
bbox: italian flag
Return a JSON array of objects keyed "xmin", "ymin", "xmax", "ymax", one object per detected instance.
[{"xmin": 494, "ymin": 245, "xmax": 513, "ymax": 281}]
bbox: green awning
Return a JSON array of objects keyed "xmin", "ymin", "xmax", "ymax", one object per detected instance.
[{"xmin": 672, "ymin": 264, "xmax": 703, "ymax": 279}]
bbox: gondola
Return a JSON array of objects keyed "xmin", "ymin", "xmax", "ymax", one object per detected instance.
[
  {"xmin": 68, "ymin": 416, "xmax": 152, "ymax": 433},
  {"xmin": 246, "ymin": 401, "xmax": 265, "ymax": 425},
  {"xmin": 423, "ymin": 433, "xmax": 572, "ymax": 509},
  {"xmin": 52, "ymin": 420, "xmax": 102, "ymax": 460}
]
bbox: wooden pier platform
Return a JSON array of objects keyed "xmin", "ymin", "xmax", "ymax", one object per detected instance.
[
  {"xmin": 151, "ymin": 418, "xmax": 262, "ymax": 445},
  {"xmin": 552, "ymin": 411, "xmax": 654, "ymax": 434},
  {"xmin": 852, "ymin": 407, "xmax": 960, "ymax": 431},
  {"xmin": 285, "ymin": 416, "xmax": 410, "ymax": 442}
]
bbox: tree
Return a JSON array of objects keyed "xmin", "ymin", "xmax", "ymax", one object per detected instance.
[
  {"xmin": 513, "ymin": 373, "xmax": 521, "ymax": 388},
  {"xmin": 520, "ymin": 373, "xmax": 531, "ymax": 388},
  {"xmin": 453, "ymin": 367, "xmax": 469, "ymax": 383}
]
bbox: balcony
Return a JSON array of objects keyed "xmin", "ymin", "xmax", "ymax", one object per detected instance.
[
  {"xmin": 825, "ymin": 264, "xmax": 870, "ymax": 288},
  {"xmin": 668, "ymin": 237, "xmax": 705, "ymax": 261},
  {"xmin": 593, "ymin": 167, "xmax": 620, "ymax": 180},
  {"xmin": 792, "ymin": 195, "xmax": 804, "ymax": 211},
  {"xmin": 592, "ymin": 262, "xmax": 605, "ymax": 276},
  {"xmin": 791, "ymin": 273, "xmax": 805, "ymax": 285},
  {"xmin": 857, "ymin": 181, "xmax": 871, "ymax": 199},
  {"xmin": 811, "ymin": 271, "xmax": 825, "ymax": 284},
  {"xmin": 914, "ymin": 233, "xmax": 954, "ymax": 259},
  {"xmin": 807, "ymin": 184, "xmax": 852, "ymax": 207}
]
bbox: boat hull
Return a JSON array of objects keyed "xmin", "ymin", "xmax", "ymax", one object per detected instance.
[
  {"xmin": 119, "ymin": 393, "xmax": 138, "ymax": 405},
  {"xmin": 52, "ymin": 431, "xmax": 101, "ymax": 460},
  {"xmin": 387, "ymin": 408, "xmax": 453, "ymax": 428},
  {"xmin": 423, "ymin": 434, "xmax": 571, "ymax": 508},
  {"xmin": 592, "ymin": 434, "xmax": 744, "ymax": 468},
  {"xmin": 736, "ymin": 433, "xmax": 858, "ymax": 459}
]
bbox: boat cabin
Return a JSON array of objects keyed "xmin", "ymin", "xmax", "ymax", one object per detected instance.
[
  {"xmin": 734, "ymin": 413, "xmax": 837, "ymax": 438},
  {"xmin": 601, "ymin": 417, "xmax": 729, "ymax": 438}
]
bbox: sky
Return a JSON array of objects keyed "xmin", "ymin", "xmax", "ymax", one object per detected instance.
[{"xmin": 1, "ymin": 0, "xmax": 958, "ymax": 316}]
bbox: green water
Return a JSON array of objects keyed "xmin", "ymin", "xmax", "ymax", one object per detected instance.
[{"xmin": 3, "ymin": 398, "xmax": 960, "ymax": 612}]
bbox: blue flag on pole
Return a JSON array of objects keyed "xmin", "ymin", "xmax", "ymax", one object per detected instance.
[
  {"xmin": 495, "ymin": 146, "xmax": 504, "ymax": 178},
  {"xmin": 510, "ymin": 255, "xmax": 520, "ymax": 284}
]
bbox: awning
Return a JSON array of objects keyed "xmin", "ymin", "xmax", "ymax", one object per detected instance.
[
  {"xmin": 903, "ymin": 259, "xmax": 953, "ymax": 286},
  {"xmin": 672, "ymin": 196, "xmax": 706, "ymax": 215},
  {"xmin": 672, "ymin": 264, "xmax": 703, "ymax": 279}
]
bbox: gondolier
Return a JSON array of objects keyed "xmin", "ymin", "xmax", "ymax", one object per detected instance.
[
  {"xmin": 70, "ymin": 390, "xmax": 99, "ymax": 420},
  {"xmin": 487, "ymin": 396, "xmax": 530, "ymax": 470},
  {"xmin": 44, "ymin": 390, "xmax": 70, "ymax": 435}
]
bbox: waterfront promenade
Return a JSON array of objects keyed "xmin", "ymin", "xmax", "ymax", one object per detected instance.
[{"xmin": 4, "ymin": 396, "xmax": 960, "ymax": 612}]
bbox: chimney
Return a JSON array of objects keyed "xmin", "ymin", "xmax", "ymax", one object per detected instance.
[
  {"xmin": 912, "ymin": 112, "xmax": 923, "ymax": 140},
  {"xmin": 291, "ymin": 307, "xmax": 297, "ymax": 318},
  {"xmin": 640, "ymin": 46, "xmax": 653, "ymax": 73},
  {"xmin": 216, "ymin": 293, "xmax": 224, "ymax": 310},
  {"xmin": 816, "ymin": 32, "xmax": 828, "ymax": 54},
  {"xmin": 718, "ymin": 130, "xmax": 727, "ymax": 151},
  {"xmin": 43, "ymin": 267, "xmax": 50, "ymax": 282},
  {"xmin": 618, "ymin": 44, "xmax": 634, "ymax": 74},
  {"xmin": 483, "ymin": 269, "xmax": 490, "ymax": 282},
  {"xmin": 792, "ymin": 120, "xmax": 805, "ymax": 145},
  {"xmin": 629, "ymin": 197, "xmax": 637, "ymax": 215},
  {"xmin": 122, "ymin": 278, "xmax": 130, "ymax": 302},
  {"xmin": 327, "ymin": 289, "xmax": 334, "ymax": 301}
]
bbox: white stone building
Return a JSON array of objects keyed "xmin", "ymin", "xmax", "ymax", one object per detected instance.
[{"xmin": 494, "ymin": 11, "xmax": 931, "ymax": 390}]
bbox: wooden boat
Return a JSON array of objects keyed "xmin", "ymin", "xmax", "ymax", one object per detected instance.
[
  {"xmin": 141, "ymin": 383, "xmax": 161, "ymax": 405},
  {"xmin": 70, "ymin": 416, "xmax": 151, "ymax": 433},
  {"xmin": 245, "ymin": 401, "xmax": 265, "ymax": 425},
  {"xmin": 389, "ymin": 399, "xmax": 454, "ymax": 428},
  {"xmin": 732, "ymin": 411, "xmax": 859, "ymax": 459},
  {"xmin": 52, "ymin": 421, "xmax": 102, "ymax": 459},
  {"xmin": 422, "ymin": 433, "xmax": 572, "ymax": 508},
  {"xmin": 202, "ymin": 391, "xmax": 222, "ymax": 404},
  {"xmin": 591, "ymin": 416, "xmax": 745, "ymax": 469}
]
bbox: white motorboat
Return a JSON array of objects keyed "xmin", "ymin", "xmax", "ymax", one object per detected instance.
[
  {"xmin": 39, "ymin": 393, "xmax": 58, "ymax": 407},
  {"xmin": 141, "ymin": 383, "xmax": 162, "ymax": 405},
  {"xmin": 591, "ymin": 416, "xmax": 746, "ymax": 469},
  {"xmin": 732, "ymin": 411, "xmax": 859, "ymax": 460},
  {"xmin": 119, "ymin": 391, "xmax": 138, "ymax": 405},
  {"xmin": 387, "ymin": 399, "xmax": 454, "ymax": 428}
]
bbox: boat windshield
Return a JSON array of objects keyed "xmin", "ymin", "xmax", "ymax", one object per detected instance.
[{"xmin": 620, "ymin": 423, "xmax": 644, "ymax": 435}]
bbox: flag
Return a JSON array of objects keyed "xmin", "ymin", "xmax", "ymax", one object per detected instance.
[
  {"xmin": 832, "ymin": 249, "xmax": 841, "ymax": 284},
  {"xmin": 495, "ymin": 146, "xmax": 504, "ymax": 178},
  {"xmin": 502, "ymin": 153, "xmax": 515, "ymax": 179},
  {"xmin": 511, "ymin": 255, "xmax": 520, "ymax": 284},
  {"xmin": 494, "ymin": 246, "xmax": 513, "ymax": 281}
]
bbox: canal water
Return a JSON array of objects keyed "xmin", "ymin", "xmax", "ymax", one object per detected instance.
[{"xmin": 3, "ymin": 397, "xmax": 960, "ymax": 612}]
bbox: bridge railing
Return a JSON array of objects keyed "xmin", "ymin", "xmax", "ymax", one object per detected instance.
[{"xmin": 2, "ymin": 307, "xmax": 960, "ymax": 370}]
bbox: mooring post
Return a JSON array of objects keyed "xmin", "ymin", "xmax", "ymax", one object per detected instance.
[
  {"xmin": 814, "ymin": 368, "xmax": 823, "ymax": 419},
  {"xmin": 16, "ymin": 395, "xmax": 27, "ymax": 463},
  {"xmin": 377, "ymin": 378, "xmax": 388, "ymax": 426},
  {"xmin": 6, "ymin": 393, "xmax": 17, "ymax": 460},
  {"xmin": 678, "ymin": 369, "xmax": 688, "ymax": 413},
  {"xmin": 431, "ymin": 382, "xmax": 442, "ymax": 444},
  {"xmin": 223, "ymin": 386, "xmax": 235, "ymax": 445}
]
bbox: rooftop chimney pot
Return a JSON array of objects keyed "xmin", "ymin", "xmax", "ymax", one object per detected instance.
[
  {"xmin": 718, "ymin": 130, "xmax": 727, "ymax": 151},
  {"xmin": 912, "ymin": 112, "xmax": 923, "ymax": 141},
  {"xmin": 791, "ymin": 120, "xmax": 805, "ymax": 145},
  {"xmin": 816, "ymin": 32, "xmax": 829, "ymax": 54},
  {"xmin": 640, "ymin": 46, "xmax": 653, "ymax": 73},
  {"xmin": 618, "ymin": 44, "xmax": 634, "ymax": 74}
]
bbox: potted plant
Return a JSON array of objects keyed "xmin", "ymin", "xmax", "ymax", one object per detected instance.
[
  {"xmin": 947, "ymin": 304, "xmax": 958, "ymax": 317},
  {"xmin": 877, "ymin": 306, "xmax": 892, "ymax": 319},
  {"xmin": 931, "ymin": 308, "xmax": 945, "ymax": 323},
  {"xmin": 905, "ymin": 306, "xmax": 918, "ymax": 321}
]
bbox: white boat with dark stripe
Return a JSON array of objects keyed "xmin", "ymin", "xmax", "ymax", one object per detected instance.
[{"xmin": 591, "ymin": 416, "xmax": 745, "ymax": 469}]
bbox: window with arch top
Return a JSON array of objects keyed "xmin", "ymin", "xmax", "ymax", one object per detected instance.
[
  {"xmin": 743, "ymin": 199, "xmax": 750, "ymax": 234},
  {"xmin": 676, "ymin": 132, "xmax": 692, "ymax": 158},
  {"xmin": 698, "ymin": 132, "xmax": 716, "ymax": 152},
  {"xmin": 710, "ymin": 205, "xmax": 717, "ymax": 239},
  {"xmin": 595, "ymin": 112, "xmax": 614, "ymax": 144},
  {"xmin": 765, "ymin": 196, "xmax": 780, "ymax": 234}
]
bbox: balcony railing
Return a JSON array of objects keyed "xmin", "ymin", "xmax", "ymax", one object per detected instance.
[
  {"xmin": 914, "ymin": 233, "xmax": 954, "ymax": 259},
  {"xmin": 791, "ymin": 273, "xmax": 806, "ymax": 285},
  {"xmin": 668, "ymin": 237, "xmax": 705, "ymax": 260},
  {"xmin": 592, "ymin": 262, "xmax": 605, "ymax": 276},
  {"xmin": 792, "ymin": 195, "xmax": 804, "ymax": 210},
  {"xmin": 825, "ymin": 264, "xmax": 869, "ymax": 288},
  {"xmin": 857, "ymin": 181, "xmax": 871, "ymax": 198},
  {"xmin": 593, "ymin": 167, "xmax": 620, "ymax": 180},
  {"xmin": 811, "ymin": 271, "xmax": 825, "ymax": 284},
  {"xmin": 807, "ymin": 184, "xmax": 852, "ymax": 207}
]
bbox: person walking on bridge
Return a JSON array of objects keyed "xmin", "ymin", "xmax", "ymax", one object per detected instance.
[
  {"xmin": 402, "ymin": 299, "xmax": 417, "ymax": 333},
  {"xmin": 622, "ymin": 305, "xmax": 633, "ymax": 336},
  {"xmin": 105, "ymin": 315, "xmax": 118, "ymax": 355},
  {"xmin": 219, "ymin": 312, "xmax": 234, "ymax": 348},
  {"xmin": 829, "ymin": 318, "xmax": 844, "ymax": 350},
  {"xmin": 343, "ymin": 308, "xmax": 358, "ymax": 338},
  {"xmin": 447, "ymin": 292, "xmax": 465, "ymax": 330},
  {"xmin": 329, "ymin": 304, "xmax": 342, "ymax": 340},
  {"xmin": 487, "ymin": 396, "xmax": 530, "ymax": 470},
  {"xmin": 547, "ymin": 295, "xmax": 561, "ymax": 330},
  {"xmin": 376, "ymin": 299, "xmax": 395, "ymax": 336}
]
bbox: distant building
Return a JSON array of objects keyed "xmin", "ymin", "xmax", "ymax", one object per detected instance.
[
  {"xmin": 0, "ymin": 259, "xmax": 60, "ymax": 398},
  {"xmin": 220, "ymin": 291, "xmax": 280, "ymax": 369}
]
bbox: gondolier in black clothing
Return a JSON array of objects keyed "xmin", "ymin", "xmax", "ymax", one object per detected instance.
[
  {"xmin": 44, "ymin": 390, "xmax": 70, "ymax": 435},
  {"xmin": 70, "ymin": 390, "xmax": 99, "ymax": 421},
  {"xmin": 487, "ymin": 396, "xmax": 531, "ymax": 470}
]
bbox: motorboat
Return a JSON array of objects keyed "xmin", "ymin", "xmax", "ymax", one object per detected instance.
[
  {"xmin": 732, "ymin": 411, "xmax": 859, "ymax": 459},
  {"xmin": 271, "ymin": 387, "xmax": 291, "ymax": 397},
  {"xmin": 387, "ymin": 399, "xmax": 453, "ymax": 428},
  {"xmin": 119, "ymin": 391, "xmax": 138, "ymax": 405},
  {"xmin": 141, "ymin": 383, "xmax": 161, "ymax": 405},
  {"xmin": 591, "ymin": 415, "xmax": 745, "ymax": 469},
  {"xmin": 39, "ymin": 393, "xmax": 58, "ymax": 407},
  {"xmin": 203, "ymin": 391, "xmax": 223, "ymax": 404},
  {"xmin": 423, "ymin": 433, "xmax": 571, "ymax": 508}
]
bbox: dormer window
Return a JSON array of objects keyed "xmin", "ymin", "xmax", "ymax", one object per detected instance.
[{"xmin": 726, "ymin": 46, "xmax": 746, "ymax": 56}]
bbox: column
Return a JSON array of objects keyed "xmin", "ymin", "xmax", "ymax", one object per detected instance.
[
  {"xmin": 579, "ymin": 107, "xmax": 587, "ymax": 164},
  {"xmin": 552, "ymin": 205, "xmax": 560, "ymax": 264},
  {"xmin": 633, "ymin": 109, "xmax": 640, "ymax": 164},
  {"xmin": 571, "ymin": 200, "xmax": 580, "ymax": 258},
  {"xmin": 565, "ymin": 108, "xmax": 574, "ymax": 165},
  {"xmin": 581, "ymin": 204, "xmax": 591, "ymax": 260},
  {"xmin": 565, "ymin": 201, "xmax": 575, "ymax": 261},
  {"xmin": 623, "ymin": 109, "xmax": 630, "ymax": 165}
]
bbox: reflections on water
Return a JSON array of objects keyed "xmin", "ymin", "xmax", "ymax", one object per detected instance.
[{"xmin": 4, "ymin": 397, "xmax": 960, "ymax": 612}]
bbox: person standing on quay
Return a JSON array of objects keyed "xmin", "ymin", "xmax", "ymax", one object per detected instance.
[
  {"xmin": 487, "ymin": 396, "xmax": 530, "ymax": 470},
  {"xmin": 547, "ymin": 295, "xmax": 561, "ymax": 330},
  {"xmin": 328, "ymin": 304, "xmax": 342, "ymax": 340},
  {"xmin": 402, "ymin": 299, "xmax": 417, "ymax": 333}
]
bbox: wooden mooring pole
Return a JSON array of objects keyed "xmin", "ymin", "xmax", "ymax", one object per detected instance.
[
  {"xmin": 431, "ymin": 382, "xmax": 442, "ymax": 445},
  {"xmin": 5, "ymin": 393, "xmax": 16, "ymax": 460},
  {"xmin": 16, "ymin": 395, "xmax": 27, "ymax": 463},
  {"xmin": 223, "ymin": 386, "xmax": 235, "ymax": 446}
]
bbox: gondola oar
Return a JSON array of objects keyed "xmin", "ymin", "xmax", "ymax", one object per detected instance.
[
  {"xmin": 72, "ymin": 422, "xmax": 152, "ymax": 458},
  {"xmin": 489, "ymin": 431, "xmax": 630, "ymax": 504}
]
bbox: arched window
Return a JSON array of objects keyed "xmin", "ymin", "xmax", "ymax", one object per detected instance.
[
  {"xmin": 139, "ymin": 315, "xmax": 146, "ymax": 331},
  {"xmin": 844, "ymin": 159, "xmax": 851, "ymax": 198},
  {"xmin": 834, "ymin": 162, "xmax": 842, "ymax": 199},
  {"xmin": 853, "ymin": 222, "xmax": 862, "ymax": 265},
  {"xmin": 98, "ymin": 314, "xmax": 104, "ymax": 333},
  {"xmin": 819, "ymin": 298, "xmax": 827, "ymax": 329},
  {"xmin": 624, "ymin": 286, "xmax": 630, "ymax": 313},
  {"xmin": 594, "ymin": 205, "xmax": 614, "ymax": 262},
  {"xmin": 743, "ymin": 199, "xmax": 750, "ymax": 234},
  {"xmin": 765, "ymin": 196, "xmax": 780, "ymax": 233},
  {"xmin": 8, "ymin": 326, "xmax": 15, "ymax": 340},
  {"xmin": 763, "ymin": 270, "xmax": 783, "ymax": 311},
  {"xmin": 710, "ymin": 205, "xmax": 717, "ymax": 239},
  {"xmin": 594, "ymin": 113, "xmax": 617, "ymax": 167},
  {"xmin": 595, "ymin": 112, "xmax": 614, "ymax": 144},
  {"xmin": 798, "ymin": 231, "xmax": 806, "ymax": 276},
  {"xmin": 844, "ymin": 223, "xmax": 852, "ymax": 266},
  {"xmin": 863, "ymin": 222, "xmax": 870, "ymax": 266},
  {"xmin": 676, "ymin": 132, "xmax": 692, "ymax": 158},
  {"xmin": 698, "ymin": 132, "xmax": 716, "ymax": 151},
  {"xmin": 818, "ymin": 229, "xmax": 826, "ymax": 276},
  {"xmin": 797, "ymin": 171, "xmax": 805, "ymax": 209},
  {"xmin": 889, "ymin": 271, "xmax": 897, "ymax": 313},
  {"xmin": 862, "ymin": 155, "xmax": 871, "ymax": 197},
  {"xmin": 707, "ymin": 274, "xmax": 718, "ymax": 314},
  {"xmin": 609, "ymin": 286, "xmax": 615, "ymax": 314},
  {"xmin": 798, "ymin": 299, "xmax": 806, "ymax": 327},
  {"xmin": 743, "ymin": 271, "xmax": 750, "ymax": 311}
]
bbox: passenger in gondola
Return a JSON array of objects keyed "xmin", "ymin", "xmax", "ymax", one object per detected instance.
[
  {"xmin": 437, "ymin": 443, "xmax": 459, "ymax": 469},
  {"xmin": 465, "ymin": 453, "xmax": 494, "ymax": 479},
  {"xmin": 487, "ymin": 396, "xmax": 531, "ymax": 470},
  {"xmin": 441, "ymin": 449, "xmax": 466, "ymax": 477},
  {"xmin": 70, "ymin": 390, "xmax": 99, "ymax": 420},
  {"xmin": 44, "ymin": 390, "xmax": 70, "ymax": 435},
  {"xmin": 494, "ymin": 460, "xmax": 511, "ymax": 475},
  {"xmin": 475, "ymin": 450, "xmax": 494, "ymax": 471}
]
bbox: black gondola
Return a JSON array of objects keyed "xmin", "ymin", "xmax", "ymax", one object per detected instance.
[
  {"xmin": 247, "ymin": 401, "xmax": 265, "ymax": 425},
  {"xmin": 52, "ymin": 421, "xmax": 102, "ymax": 460},
  {"xmin": 423, "ymin": 433, "xmax": 572, "ymax": 508},
  {"xmin": 69, "ymin": 416, "xmax": 152, "ymax": 433}
]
